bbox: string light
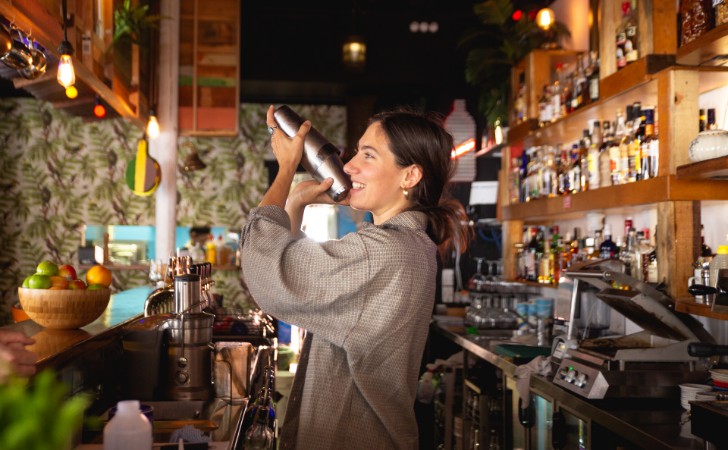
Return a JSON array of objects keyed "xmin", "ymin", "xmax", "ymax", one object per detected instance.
[
  {"xmin": 93, "ymin": 96, "xmax": 106, "ymax": 118},
  {"xmin": 536, "ymin": 8, "xmax": 555, "ymax": 31},
  {"xmin": 65, "ymin": 85, "xmax": 78, "ymax": 99}
]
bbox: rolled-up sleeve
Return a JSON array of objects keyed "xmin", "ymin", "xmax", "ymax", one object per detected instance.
[{"xmin": 241, "ymin": 205, "xmax": 369, "ymax": 347}]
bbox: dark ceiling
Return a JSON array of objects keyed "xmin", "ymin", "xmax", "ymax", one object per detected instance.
[
  {"xmin": 240, "ymin": 0, "xmax": 483, "ymax": 113},
  {"xmin": 1, "ymin": 0, "xmax": 483, "ymax": 118}
]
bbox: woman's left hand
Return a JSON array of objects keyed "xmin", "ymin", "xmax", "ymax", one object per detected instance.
[{"xmin": 288, "ymin": 178, "xmax": 340, "ymax": 209}]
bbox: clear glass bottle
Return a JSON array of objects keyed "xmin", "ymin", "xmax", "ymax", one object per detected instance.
[
  {"xmin": 542, "ymin": 146, "xmax": 558, "ymax": 198},
  {"xmin": 588, "ymin": 50, "xmax": 600, "ymax": 102},
  {"xmin": 716, "ymin": 0, "xmax": 728, "ymax": 26},
  {"xmin": 244, "ymin": 404, "xmax": 275, "ymax": 450},
  {"xmin": 623, "ymin": 1, "xmax": 639, "ymax": 64},
  {"xmin": 619, "ymin": 105, "xmax": 634, "ymax": 184},
  {"xmin": 599, "ymin": 120, "xmax": 613, "ymax": 188},
  {"xmin": 588, "ymin": 121, "xmax": 602, "ymax": 189}
]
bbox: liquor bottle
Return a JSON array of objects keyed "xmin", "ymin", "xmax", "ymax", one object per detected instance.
[
  {"xmin": 568, "ymin": 143, "xmax": 582, "ymax": 194},
  {"xmin": 558, "ymin": 145, "xmax": 571, "ymax": 195},
  {"xmin": 620, "ymin": 227, "xmax": 639, "ymax": 277},
  {"xmin": 588, "ymin": 50, "xmax": 600, "ymax": 102},
  {"xmin": 616, "ymin": 13, "xmax": 627, "ymax": 70},
  {"xmin": 519, "ymin": 149, "xmax": 529, "ymax": 203},
  {"xmin": 538, "ymin": 85, "xmax": 553, "ymax": 127},
  {"xmin": 618, "ymin": 105, "xmax": 634, "ymax": 184},
  {"xmin": 563, "ymin": 69, "xmax": 575, "ymax": 115},
  {"xmin": 549, "ymin": 227, "xmax": 563, "ymax": 283},
  {"xmin": 525, "ymin": 227, "xmax": 543, "ymax": 282},
  {"xmin": 708, "ymin": 108, "xmax": 718, "ymax": 130},
  {"xmin": 579, "ymin": 129, "xmax": 591, "ymax": 191},
  {"xmin": 599, "ymin": 225, "xmax": 619, "ymax": 259},
  {"xmin": 628, "ymin": 103, "xmax": 645, "ymax": 182},
  {"xmin": 561, "ymin": 231, "xmax": 573, "ymax": 271},
  {"xmin": 570, "ymin": 227, "xmax": 582, "ymax": 264},
  {"xmin": 588, "ymin": 121, "xmax": 602, "ymax": 189},
  {"xmin": 539, "ymin": 238, "xmax": 552, "ymax": 284},
  {"xmin": 623, "ymin": 1, "xmax": 639, "ymax": 64},
  {"xmin": 515, "ymin": 73, "xmax": 527, "ymax": 124},
  {"xmin": 572, "ymin": 55, "xmax": 587, "ymax": 111},
  {"xmin": 551, "ymin": 74, "xmax": 563, "ymax": 122},
  {"xmin": 640, "ymin": 106, "xmax": 657, "ymax": 180},
  {"xmin": 639, "ymin": 228, "xmax": 658, "ymax": 283},
  {"xmin": 599, "ymin": 120, "xmax": 613, "ymax": 188},
  {"xmin": 699, "ymin": 108, "xmax": 707, "ymax": 132},
  {"xmin": 701, "ymin": 224, "xmax": 714, "ymax": 257},
  {"xmin": 542, "ymin": 146, "xmax": 558, "ymax": 198}
]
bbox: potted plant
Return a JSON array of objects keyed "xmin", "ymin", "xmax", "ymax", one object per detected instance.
[{"xmin": 460, "ymin": 0, "xmax": 570, "ymax": 129}]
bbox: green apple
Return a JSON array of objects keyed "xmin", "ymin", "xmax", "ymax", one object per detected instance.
[
  {"xmin": 28, "ymin": 274, "xmax": 51, "ymax": 289},
  {"xmin": 36, "ymin": 260, "xmax": 59, "ymax": 277}
]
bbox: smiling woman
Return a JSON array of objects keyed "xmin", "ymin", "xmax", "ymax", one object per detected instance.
[{"xmin": 241, "ymin": 107, "xmax": 469, "ymax": 449}]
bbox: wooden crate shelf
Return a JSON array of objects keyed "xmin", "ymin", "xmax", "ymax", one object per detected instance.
[{"xmin": 676, "ymin": 155, "xmax": 728, "ymax": 180}]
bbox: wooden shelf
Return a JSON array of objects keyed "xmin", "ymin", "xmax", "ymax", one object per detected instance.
[
  {"xmin": 675, "ymin": 297, "xmax": 728, "ymax": 320},
  {"xmin": 677, "ymin": 22, "xmax": 728, "ymax": 66},
  {"xmin": 501, "ymin": 175, "xmax": 728, "ymax": 222},
  {"xmin": 79, "ymin": 264, "xmax": 240, "ymax": 271},
  {"xmin": 676, "ymin": 155, "xmax": 728, "ymax": 180},
  {"xmin": 508, "ymin": 57, "xmax": 670, "ymax": 148}
]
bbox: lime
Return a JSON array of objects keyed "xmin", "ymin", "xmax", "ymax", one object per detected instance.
[
  {"xmin": 28, "ymin": 274, "xmax": 52, "ymax": 289},
  {"xmin": 87, "ymin": 284, "xmax": 105, "ymax": 290},
  {"xmin": 36, "ymin": 260, "xmax": 59, "ymax": 277},
  {"xmin": 21, "ymin": 275, "xmax": 32, "ymax": 288}
]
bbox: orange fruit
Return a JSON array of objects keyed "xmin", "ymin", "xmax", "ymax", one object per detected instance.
[{"xmin": 86, "ymin": 265, "xmax": 112, "ymax": 288}]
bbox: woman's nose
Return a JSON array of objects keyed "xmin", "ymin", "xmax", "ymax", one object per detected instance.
[{"xmin": 344, "ymin": 158, "xmax": 355, "ymax": 174}]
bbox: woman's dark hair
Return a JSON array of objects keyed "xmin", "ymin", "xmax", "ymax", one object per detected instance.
[{"xmin": 369, "ymin": 109, "xmax": 471, "ymax": 256}]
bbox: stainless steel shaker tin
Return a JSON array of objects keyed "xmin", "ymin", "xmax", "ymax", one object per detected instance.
[{"xmin": 273, "ymin": 105, "xmax": 352, "ymax": 202}]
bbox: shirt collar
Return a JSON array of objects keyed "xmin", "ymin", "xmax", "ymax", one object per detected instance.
[{"xmin": 360, "ymin": 210, "xmax": 428, "ymax": 231}]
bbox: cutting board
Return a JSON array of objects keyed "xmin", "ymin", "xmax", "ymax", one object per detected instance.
[{"xmin": 125, "ymin": 137, "xmax": 161, "ymax": 196}]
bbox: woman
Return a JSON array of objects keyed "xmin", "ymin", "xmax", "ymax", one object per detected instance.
[{"xmin": 241, "ymin": 105, "xmax": 468, "ymax": 449}]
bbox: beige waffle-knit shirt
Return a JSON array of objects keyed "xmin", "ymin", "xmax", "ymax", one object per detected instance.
[{"xmin": 241, "ymin": 205, "xmax": 436, "ymax": 450}]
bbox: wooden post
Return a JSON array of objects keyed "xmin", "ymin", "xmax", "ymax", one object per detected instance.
[{"xmin": 657, "ymin": 201, "xmax": 700, "ymax": 300}]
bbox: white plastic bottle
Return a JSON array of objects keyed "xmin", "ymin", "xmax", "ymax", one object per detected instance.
[
  {"xmin": 104, "ymin": 400, "xmax": 152, "ymax": 450},
  {"xmin": 710, "ymin": 245, "xmax": 728, "ymax": 289}
]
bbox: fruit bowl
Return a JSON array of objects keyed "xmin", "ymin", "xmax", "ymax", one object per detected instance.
[{"xmin": 17, "ymin": 287, "xmax": 111, "ymax": 329}]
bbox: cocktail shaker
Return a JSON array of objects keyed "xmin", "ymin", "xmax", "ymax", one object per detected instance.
[{"xmin": 273, "ymin": 105, "xmax": 352, "ymax": 202}]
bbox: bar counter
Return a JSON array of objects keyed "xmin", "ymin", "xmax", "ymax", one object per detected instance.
[
  {"xmin": 3, "ymin": 286, "xmax": 152, "ymax": 371},
  {"xmin": 433, "ymin": 322, "xmax": 707, "ymax": 450}
]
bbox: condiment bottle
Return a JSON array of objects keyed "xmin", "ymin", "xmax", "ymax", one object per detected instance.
[{"xmin": 104, "ymin": 400, "xmax": 152, "ymax": 450}]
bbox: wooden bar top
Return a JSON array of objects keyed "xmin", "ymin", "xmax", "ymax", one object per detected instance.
[{"xmin": 2, "ymin": 286, "xmax": 152, "ymax": 369}]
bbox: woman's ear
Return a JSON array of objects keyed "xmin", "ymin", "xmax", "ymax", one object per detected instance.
[{"xmin": 402, "ymin": 164, "xmax": 423, "ymax": 189}]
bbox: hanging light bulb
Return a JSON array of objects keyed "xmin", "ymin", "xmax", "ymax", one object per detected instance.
[
  {"xmin": 146, "ymin": 110, "xmax": 160, "ymax": 138},
  {"xmin": 57, "ymin": 0, "xmax": 75, "ymax": 88}
]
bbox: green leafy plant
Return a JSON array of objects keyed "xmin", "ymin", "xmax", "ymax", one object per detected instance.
[
  {"xmin": 0, "ymin": 370, "xmax": 91, "ymax": 450},
  {"xmin": 111, "ymin": 0, "xmax": 163, "ymax": 47},
  {"xmin": 460, "ymin": 0, "xmax": 570, "ymax": 127}
]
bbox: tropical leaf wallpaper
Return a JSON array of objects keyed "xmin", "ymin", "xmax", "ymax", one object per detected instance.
[{"xmin": 0, "ymin": 98, "xmax": 345, "ymax": 325}]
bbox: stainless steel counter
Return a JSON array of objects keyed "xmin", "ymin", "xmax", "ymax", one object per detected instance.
[{"xmin": 433, "ymin": 322, "xmax": 706, "ymax": 450}]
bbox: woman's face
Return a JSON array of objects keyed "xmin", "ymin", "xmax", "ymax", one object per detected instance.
[{"xmin": 344, "ymin": 122, "xmax": 411, "ymax": 224}]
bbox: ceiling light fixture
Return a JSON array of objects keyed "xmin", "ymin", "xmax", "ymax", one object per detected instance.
[{"xmin": 57, "ymin": 0, "xmax": 75, "ymax": 88}]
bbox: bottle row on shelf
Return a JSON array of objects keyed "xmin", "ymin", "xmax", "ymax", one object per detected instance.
[
  {"xmin": 515, "ymin": 220, "xmax": 658, "ymax": 287},
  {"xmin": 509, "ymin": 101, "xmax": 662, "ymax": 204}
]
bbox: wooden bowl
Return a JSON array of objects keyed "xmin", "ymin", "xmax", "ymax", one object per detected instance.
[{"xmin": 17, "ymin": 287, "xmax": 111, "ymax": 329}]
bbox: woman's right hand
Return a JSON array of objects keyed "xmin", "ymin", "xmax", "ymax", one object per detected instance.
[{"xmin": 266, "ymin": 105, "xmax": 311, "ymax": 175}]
